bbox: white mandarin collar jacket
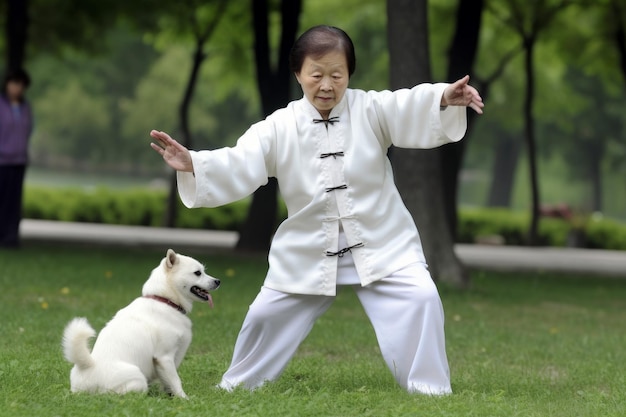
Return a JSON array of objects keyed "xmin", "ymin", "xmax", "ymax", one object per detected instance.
[{"xmin": 178, "ymin": 84, "xmax": 467, "ymax": 296}]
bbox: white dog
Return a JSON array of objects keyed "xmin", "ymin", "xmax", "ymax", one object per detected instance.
[{"xmin": 62, "ymin": 249, "xmax": 220, "ymax": 398}]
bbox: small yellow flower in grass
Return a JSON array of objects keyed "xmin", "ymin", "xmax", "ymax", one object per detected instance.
[
  {"xmin": 225, "ymin": 268, "xmax": 235, "ymax": 278},
  {"xmin": 60, "ymin": 287, "xmax": 70, "ymax": 295},
  {"xmin": 37, "ymin": 297, "xmax": 49, "ymax": 309},
  {"xmin": 549, "ymin": 327, "xmax": 559, "ymax": 334},
  {"xmin": 105, "ymin": 271, "xmax": 113, "ymax": 279}
]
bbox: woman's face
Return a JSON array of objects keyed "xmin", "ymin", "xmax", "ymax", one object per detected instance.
[
  {"xmin": 295, "ymin": 50, "xmax": 349, "ymax": 118},
  {"xmin": 6, "ymin": 80, "xmax": 26, "ymax": 102}
]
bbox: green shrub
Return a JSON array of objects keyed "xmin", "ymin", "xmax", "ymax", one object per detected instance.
[
  {"xmin": 585, "ymin": 217, "xmax": 626, "ymax": 250},
  {"xmin": 24, "ymin": 186, "xmax": 248, "ymax": 231},
  {"xmin": 23, "ymin": 187, "xmax": 626, "ymax": 250},
  {"xmin": 458, "ymin": 207, "xmax": 626, "ymax": 250},
  {"xmin": 176, "ymin": 200, "xmax": 249, "ymax": 230},
  {"xmin": 458, "ymin": 208, "xmax": 528, "ymax": 245},
  {"xmin": 537, "ymin": 217, "xmax": 570, "ymax": 247}
]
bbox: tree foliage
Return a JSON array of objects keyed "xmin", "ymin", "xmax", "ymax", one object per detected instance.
[{"xmin": 2, "ymin": 0, "xmax": 625, "ymax": 227}]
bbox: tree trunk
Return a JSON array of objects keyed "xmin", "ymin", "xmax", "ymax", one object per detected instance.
[
  {"xmin": 236, "ymin": 0, "xmax": 302, "ymax": 251},
  {"xmin": 586, "ymin": 142, "xmax": 604, "ymax": 212},
  {"xmin": 163, "ymin": 0, "xmax": 227, "ymax": 228},
  {"xmin": 610, "ymin": 0, "xmax": 626, "ymax": 84},
  {"xmin": 440, "ymin": 0, "xmax": 484, "ymax": 239},
  {"xmin": 6, "ymin": 0, "xmax": 28, "ymax": 72},
  {"xmin": 590, "ymin": 156, "xmax": 602, "ymax": 212},
  {"xmin": 487, "ymin": 133, "xmax": 521, "ymax": 207},
  {"xmin": 523, "ymin": 38, "xmax": 540, "ymax": 245},
  {"xmin": 387, "ymin": 0, "xmax": 468, "ymax": 288},
  {"xmin": 499, "ymin": 2, "xmax": 570, "ymax": 244},
  {"xmin": 164, "ymin": 42, "xmax": 207, "ymax": 227}
]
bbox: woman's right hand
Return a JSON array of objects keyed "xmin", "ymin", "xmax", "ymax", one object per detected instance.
[{"xmin": 150, "ymin": 130, "xmax": 194, "ymax": 172}]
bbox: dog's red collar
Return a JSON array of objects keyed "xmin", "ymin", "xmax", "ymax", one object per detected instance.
[{"xmin": 144, "ymin": 295, "xmax": 187, "ymax": 315}]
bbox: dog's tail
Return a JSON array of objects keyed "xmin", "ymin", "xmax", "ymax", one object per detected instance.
[{"xmin": 62, "ymin": 317, "xmax": 96, "ymax": 370}]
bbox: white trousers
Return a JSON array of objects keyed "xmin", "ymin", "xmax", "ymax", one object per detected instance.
[{"xmin": 218, "ymin": 258, "xmax": 451, "ymax": 395}]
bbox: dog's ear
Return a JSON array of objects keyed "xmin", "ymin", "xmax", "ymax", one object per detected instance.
[{"xmin": 166, "ymin": 249, "xmax": 178, "ymax": 269}]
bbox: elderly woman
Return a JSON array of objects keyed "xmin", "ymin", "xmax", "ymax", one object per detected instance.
[{"xmin": 150, "ymin": 25, "xmax": 483, "ymax": 395}]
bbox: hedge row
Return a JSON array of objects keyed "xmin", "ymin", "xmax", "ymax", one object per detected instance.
[
  {"xmin": 458, "ymin": 208, "xmax": 626, "ymax": 250},
  {"xmin": 23, "ymin": 186, "xmax": 626, "ymax": 250},
  {"xmin": 23, "ymin": 187, "xmax": 251, "ymax": 231}
]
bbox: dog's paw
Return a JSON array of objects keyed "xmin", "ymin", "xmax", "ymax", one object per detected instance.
[
  {"xmin": 169, "ymin": 390, "xmax": 189, "ymax": 400},
  {"xmin": 177, "ymin": 391, "xmax": 189, "ymax": 400}
]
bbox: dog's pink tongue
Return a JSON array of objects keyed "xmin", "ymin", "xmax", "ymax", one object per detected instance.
[{"xmin": 207, "ymin": 293, "xmax": 214, "ymax": 309}]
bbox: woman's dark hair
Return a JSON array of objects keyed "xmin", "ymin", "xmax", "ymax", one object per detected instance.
[
  {"xmin": 289, "ymin": 25, "xmax": 356, "ymax": 77},
  {"xmin": 3, "ymin": 68, "xmax": 31, "ymax": 89}
]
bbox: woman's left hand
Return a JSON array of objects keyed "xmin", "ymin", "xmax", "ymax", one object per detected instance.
[{"xmin": 442, "ymin": 75, "xmax": 484, "ymax": 114}]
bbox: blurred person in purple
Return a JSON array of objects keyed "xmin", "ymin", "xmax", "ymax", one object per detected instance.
[{"xmin": 0, "ymin": 68, "xmax": 33, "ymax": 248}]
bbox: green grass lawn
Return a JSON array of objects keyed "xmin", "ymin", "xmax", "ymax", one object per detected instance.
[{"xmin": 1, "ymin": 244, "xmax": 625, "ymax": 417}]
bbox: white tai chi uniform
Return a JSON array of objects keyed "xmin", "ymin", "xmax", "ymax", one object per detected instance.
[
  {"xmin": 218, "ymin": 232, "xmax": 451, "ymax": 394},
  {"xmin": 176, "ymin": 84, "xmax": 467, "ymax": 394}
]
